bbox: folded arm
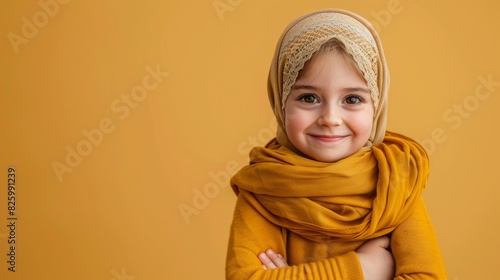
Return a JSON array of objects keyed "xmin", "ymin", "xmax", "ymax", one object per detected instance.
[
  {"xmin": 226, "ymin": 195, "xmax": 446, "ymax": 279},
  {"xmin": 391, "ymin": 198, "xmax": 447, "ymax": 279},
  {"xmin": 226, "ymin": 195, "xmax": 363, "ymax": 279}
]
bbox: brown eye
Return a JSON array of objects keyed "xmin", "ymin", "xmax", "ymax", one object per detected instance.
[
  {"xmin": 344, "ymin": 95, "xmax": 363, "ymax": 104},
  {"xmin": 298, "ymin": 94, "xmax": 319, "ymax": 103}
]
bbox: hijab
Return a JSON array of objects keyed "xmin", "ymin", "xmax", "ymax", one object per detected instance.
[
  {"xmin": 231, "ymin": 9, "xmax": 428, "ymax": 242},
  {"xmin": 268, "ymin": 9, "xmax": 389, "ymax": 150}
]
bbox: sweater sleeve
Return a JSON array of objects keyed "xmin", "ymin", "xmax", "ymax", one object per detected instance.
[
  {"xmin": 391, "ymin": 198, "xmax": 447, "ymax": 279},
  {"xmin": 226, "ymin": 195, "xmax": 364, "ymax": 280}
]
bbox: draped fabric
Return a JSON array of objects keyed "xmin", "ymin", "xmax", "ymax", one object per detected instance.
[{"xmin": 231, "ymin": 132, "xmax": 429, "ymax": 242}]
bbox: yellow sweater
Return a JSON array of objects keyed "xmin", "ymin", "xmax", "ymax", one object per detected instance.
[
  {"xmin": 226, "ymin": 195, "xmax": 446, "ymax": 279},
  {"xmin": 226, "ymin": 134, "xmax": 447, "ymax": 279}
]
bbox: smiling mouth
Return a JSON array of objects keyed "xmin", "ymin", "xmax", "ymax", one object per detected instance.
[{"xmin": 310, "ymin": 135, "xmax": 348, "ymax": 142}]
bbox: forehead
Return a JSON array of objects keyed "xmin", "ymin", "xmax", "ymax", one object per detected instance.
[{"xmin": 296, "ymin": 49, "xmax": 366, "ymax": 83}]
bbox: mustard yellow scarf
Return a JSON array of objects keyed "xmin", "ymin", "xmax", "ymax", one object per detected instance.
[{"xmin": 231, "ymin": 132, "xmax": 429, "ymax": 242}]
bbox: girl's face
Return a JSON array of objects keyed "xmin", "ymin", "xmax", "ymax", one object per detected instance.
[{"xmin": 284, "ymin": 51, "xmax": 374, "ymax": 162}]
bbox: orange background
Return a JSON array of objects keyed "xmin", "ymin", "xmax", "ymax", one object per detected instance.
[{"xmin": 1, "ymin": 0, "xmax": 499, "ymax": 279}]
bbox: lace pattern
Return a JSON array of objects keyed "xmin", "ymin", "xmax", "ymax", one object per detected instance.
[{"xmin": 278, "ymin": 12, "xmax": 380, "ymax": 110}]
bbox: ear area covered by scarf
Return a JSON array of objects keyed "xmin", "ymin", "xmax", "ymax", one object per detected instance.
[{"xmin": 230, "ymin": 132, "xmax": 429, "ymax": 241}]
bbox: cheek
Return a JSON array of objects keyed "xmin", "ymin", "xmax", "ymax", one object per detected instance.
[
  {"xmin": 350, "ymin": 111, "xmax": 374, "ymax": 137},
  {"xmin": 284, "ymin": 108, "xmax": 310, "ymax": 137},
  {"xmin": 284, "ymin": 113, "xmax": 301, "ymax": 136}
]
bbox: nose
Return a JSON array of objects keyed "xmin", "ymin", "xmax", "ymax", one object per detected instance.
[{"xmin": 317, "ymin": 105, "xmax": 342, "ymax": 126}]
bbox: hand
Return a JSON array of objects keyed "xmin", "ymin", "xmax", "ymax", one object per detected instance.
[
  {"xmin": 258, "ymin": 249, "xmax": 289, "ymax": 269},
  {"xmin": 356, "ymin": 236, "xmax": 395, "ymax": 280}
]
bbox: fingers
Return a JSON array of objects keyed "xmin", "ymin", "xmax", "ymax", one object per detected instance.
[
  {"xmin": 258, "ymin": 249, "xmax": 288, "ymax": 269},
  {"xmin": 363, "ymin": 235, "xmax": 391, "ymax": 249},
  {"xmin": 374, "ymin": 235, "xmax": 391, "ymax": 249},
  {"xmin": 356, "ymin": 236, "xmax": 395, "ymax": 280},
  {"xmin": 356, "ymin": 235, "xmax": 392, "ymax": 254},
  {"xmin": 258, "ymin": 251, "xmax": 277, "ymax": 269},
  {"xmin": 267, "ymin": 249, "xmax": 288, "ymax": 268}
]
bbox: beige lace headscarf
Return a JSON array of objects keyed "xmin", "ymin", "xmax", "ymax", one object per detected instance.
[{"xmin": 267, "ymin": 9, "xmax": 390, "ymax": 151}]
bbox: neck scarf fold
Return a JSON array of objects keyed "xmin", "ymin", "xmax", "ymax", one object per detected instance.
[{"xmin": 231, "ymin": 132, "xmax": 429, "ymax": 241}]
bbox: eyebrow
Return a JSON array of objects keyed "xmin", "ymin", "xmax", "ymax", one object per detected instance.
[
  {"xmin": 291, "ymin": 84, "xmax": 371, "ymax": 95},
  {"xmin": 291, "ymin": 84, "xmax": 319, "ymax": 91},
  {"xmin": 345, "ymin": 87, "xmax": 371, "ymax": 95}
]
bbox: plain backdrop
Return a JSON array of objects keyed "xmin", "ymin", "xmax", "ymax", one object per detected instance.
[{"xmin": 1, "ymin": 0, "xmax": 500, "ymax": 279}]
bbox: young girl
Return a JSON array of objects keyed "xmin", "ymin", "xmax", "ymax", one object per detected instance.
[{"xmin": 226, "ymin": 9, "xmax": 447, "ymax": 279}]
